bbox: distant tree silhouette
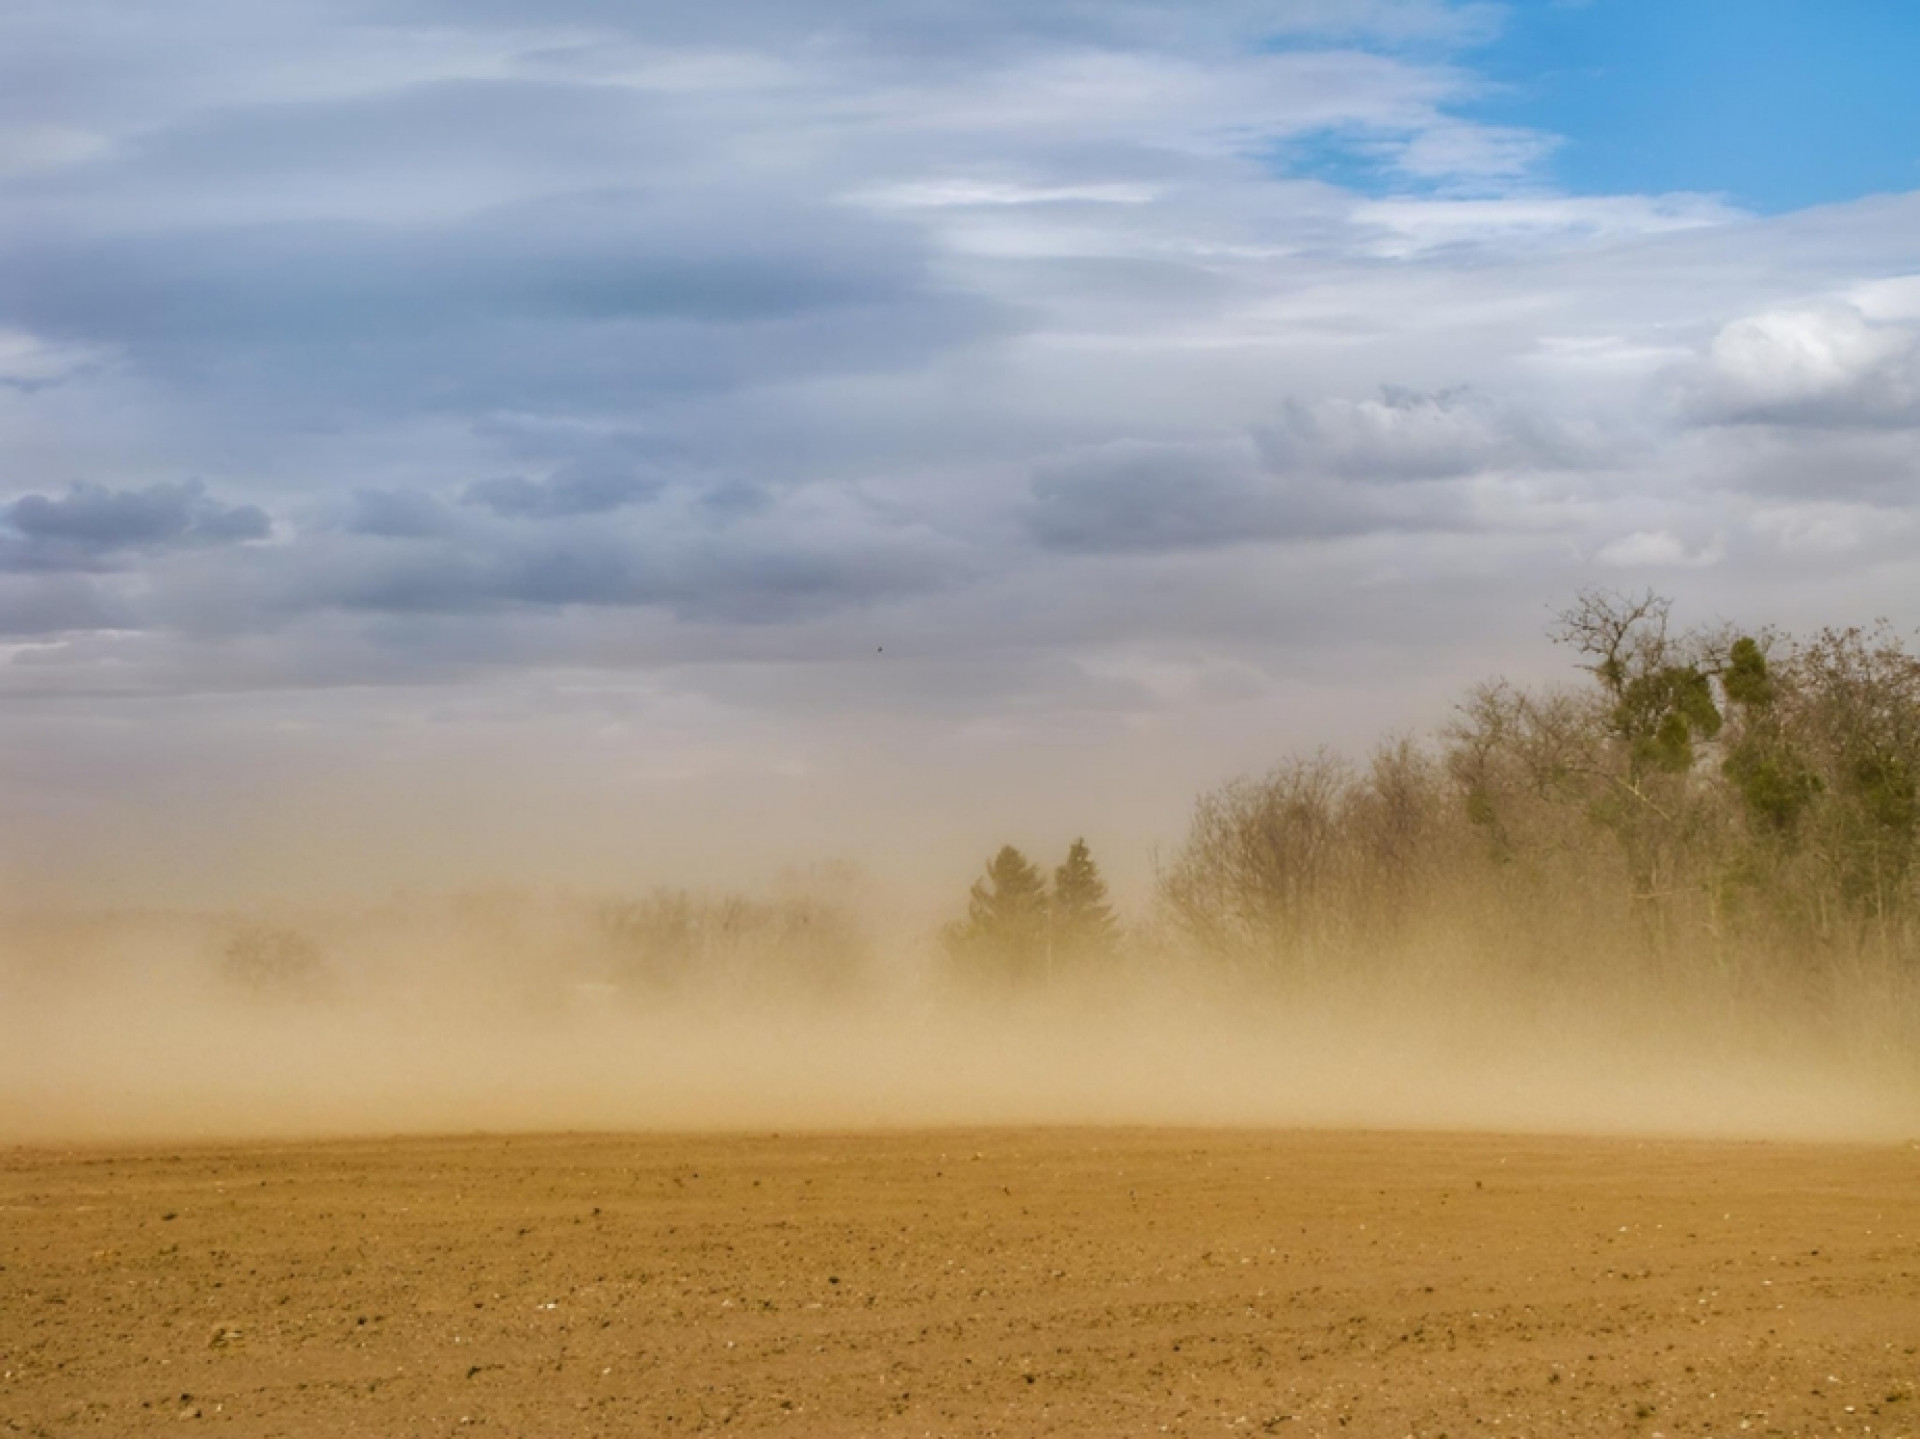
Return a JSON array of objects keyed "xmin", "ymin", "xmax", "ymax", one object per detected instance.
[
  {"xmin": 220, "ymin": 926, "xmax": 331, "ymax": 1001},
  {"xmin": 597, "ymin": 885, "xmax": 870, "ymax": 996},
  {"xmin": 945, "ymin": 844, "xmax": 1049, "ymax": 984},
  {"xmin": 1052, "ymin": 837, "xmax": 1118, "ymax": 963}
]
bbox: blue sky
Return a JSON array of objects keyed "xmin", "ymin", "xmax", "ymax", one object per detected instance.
[
  {"xmin": 1, "ymin": 0, "xmax": 1917, "ymax": 904},
  {"xmin": 1474, "ymin": 0, "xmax": 1920, "ymax": 211},
  {"xmin": 1285, "ymin": 1, "xmax": 1920, "ymax": 209}
]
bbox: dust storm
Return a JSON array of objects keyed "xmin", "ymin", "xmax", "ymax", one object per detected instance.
[
  {"xmin": 5, "ymin": 893, "xmax": 1920, "ymax": 1438},
  {"xmin": 7, "ymin": 594, "xmax": 1920, "ymax": 1438},
  {"xmin": 8, "ymin": 596, "xmax": 1920, "ymax": 1146},
  {"xmin": 2, "ymin": 879, "xmax": 1915, "ymax": 1147}
]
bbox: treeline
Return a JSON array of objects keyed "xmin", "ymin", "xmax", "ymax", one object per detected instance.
[
  {"xmin": 1146, "ymin": 592, "xmax": 1920, "ymax": 1016},
  {"xmin": 201, "ymin": 590, "xmax": 1920, "ymax": 1023},
  {"xmin": 202, "ymin": 879, "xmax": 874, "ymax": 1009},
  {"xmin": 593, "ymin": 887, "xmax": 868, "ymax": 997}
]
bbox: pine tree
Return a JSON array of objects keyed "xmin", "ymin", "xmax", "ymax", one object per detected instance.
[
  {"xmin": 1052, "ymin": 837, "xmax": 1118, "ymax": 962},
  {"xmin": 945, "ymin": 844, "xmax": 1049, "ymax": 983}
]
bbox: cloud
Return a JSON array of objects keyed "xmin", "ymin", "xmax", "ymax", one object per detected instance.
[
  {"xmin": 1390, "ymin": 120, "xmax": 1555, "ymax": 186},
  {"xmin": 0, "ymin": 124, "xmax": 110, "ymax": 178},
  {"xmin": 345, "ymin": 488, "xmax": 454, "ymax": 539},
  {"xmin": 1748, "ymin": 502, "xmax": 1891, "ymax": 557},
  {"xmin": 281, "ymin": 529, "xmax": 950, "ymax": 626},
  {"xmin": 0, "ymin": 0, "xmax": 1914, "ymax": 749},
  {"xmin": 0, "ymin": 184, "xmax": 1008, "ymax": 422},
  {"xmin": 1352, "ymin": 193, "xmax": 1737, "ymax": 257},
  {"xmin": 1687, "ymin": 304, "xmax": 1920, "ymax": 429},
  {"xmin": 0, "ymin": 573, "xmax": 131, "ymax": 636},
  {"xmin": 146, "ymin": 480, "xmax": 967, "ymax": 642},
  {"xmin": 0, "ymin": 327, "xmax": 107, "ymax": 390},
  {"xmin": 1027, "ymin": 437, "xmax": 1463, "ymax": 553},
  {"xmin": 1256, "ymin": 387, "xmax": 1561, "ymax": 480},
  {"xmin": 463, "ymin": 463, "xmax": 663, "ymax": 519},
  {"xmin": 370, "ymin": 1, "xmax": 1500, "ymax": 61},
  {"xmin": 1027, "ymin": 389, "xmax": 1584, "ymax": 560},
  {"xmin": 4, "ymin": 194, "xmax": 932, "ymax": 337},
  {"xmin": 2, "ymin": 480, "xmax": 269, "ymax": 571},
  {"xmin": 1594, "ymin": 529, "xmax": 1724, "ymax": 570}
]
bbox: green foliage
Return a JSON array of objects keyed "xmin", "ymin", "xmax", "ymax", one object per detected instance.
[
  {"xmin": 1848, "ymin": 753, "xmax": 1917, "ymax": 834},
  {"xmin": 1617, "ymin": 665, "xmax": 1721, "ymax": 776},
  {"xmin": 1723, "ymin": 740, "xmax": 1820, "ymax": 835},
  {"xmin": 1778, "ymin": 624, "xmax": 1920, "ymax": 923},
  {"xmin": 1719, "ymin": 636, "xmax": 1818, "ymax": 836},
  {"xmin": 1161, "ymin": 592, "xmax": 1920, "ymax": 995},
  {"xmin": 1723, "ymin": 636, "xmax": 1774, "ymax": 708}
]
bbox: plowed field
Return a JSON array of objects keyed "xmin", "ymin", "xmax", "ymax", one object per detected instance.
[{"xmin": 4, "ymin": 1128, "xmax": 1918, "ymax": 1436}]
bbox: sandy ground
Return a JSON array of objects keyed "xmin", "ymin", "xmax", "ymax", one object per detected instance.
[{"xmin": 3, "ymin": 1127, "xmax": 1918, "ymax": 1437}]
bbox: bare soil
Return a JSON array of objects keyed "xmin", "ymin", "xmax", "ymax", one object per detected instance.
[{"xmin": 3, "ymin": 1128, "xmax": 1918, "ymax": 1437}]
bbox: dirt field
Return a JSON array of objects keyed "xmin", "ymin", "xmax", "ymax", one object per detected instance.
[{"xmin": 3, "ymin": 1127, "xmax": 1917, "ymax": 1437}]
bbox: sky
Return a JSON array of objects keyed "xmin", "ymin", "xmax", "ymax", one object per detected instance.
[{"xmin": 1, "ymin": 0, "xmax": 1917, "ymax": 912}]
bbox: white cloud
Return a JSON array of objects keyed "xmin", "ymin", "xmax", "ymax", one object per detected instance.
[
  {"xmin": 1352, "ymin": 193, "xmax": 1738, "ymax": 257},
  {"xmin": 1748, "ymin": 503, "xmax": 1898, "ymax": 557},
  {"xmin": 1595, "ymin": 529, "xmax": 1724, "ymax": 570},
  {"xmin": 1693, "ymin": 304, "xmax": 1920, "ymax": 426},
  {"xmin": 0, "ymin": 328, "xmax": 109, "ymax": 387},
  {"xmin": 1257, "ymin": 387, "xmax": 1566, "ymax": 480},
  {"xmin": 849, "ymin": 179, "xmax": 1162, "ymax": 209},
  {"xmin": 1390, "ymin": 120, "xmax": 1556, "ymax": 186},
  {"xmin": 1847, "ymin": 274, "xmax": 1920, "ymax": 322}
]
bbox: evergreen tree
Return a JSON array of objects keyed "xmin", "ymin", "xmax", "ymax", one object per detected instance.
[
  {"xmin": 946, "ymin": 844, "xmax": 1049, "ymax": 983},
  {"xmin": 1052, "ymin": 837, "xmax": 1117, "ymax": 962}
]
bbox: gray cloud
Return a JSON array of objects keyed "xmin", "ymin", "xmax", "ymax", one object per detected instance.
[
  {"xmin": 1256, "ymin": 387, "xmax": 1570, "ymax": 480},
  {"xmin": 364, "ymin": 0, "xmax": 1492, "ymax": 61},
  {"xmin": 463, "ymin": 463, "xmax": 662, "ymax": 520},
  {"xmin": 141, "ymin": 480, "xmax": 967, "ymax": 643},
  {"xmin": 1028, "ymin": 438, "xmax": 1463, "ymax": 554},
  {"xmin": 91, "ymin": 78, "xmax": 675, "ymax": 202},
  {"xmin": 3, "ymin": 480, "xmax": 269, "ymax": 571},
  {"xmin": 4, "ymin": 196, "xmax": 934, "ymax": 336},
  {"xmin": 345, "ymin": 488, "xmax": 453, "ymax": 539},
  {"xmin": 0, "ymin": 184, "xmax": 1009, "ymax": 423},
  {"xmin": 0, "ymin": 573, "xmax": 133, "ymax": 636},
  {"xmin": 277, "ymin": 530, "xmax": 953, "ymax": 626},
  {"xmin": 698, "ymin": 481, "xmax": 775, "ymax": 520}
]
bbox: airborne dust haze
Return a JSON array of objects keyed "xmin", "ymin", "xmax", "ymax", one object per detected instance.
[
  {"xmin": 10, "ymin": 601, "xmax": 1920, "ymax": 1148},
  {"xmin": 4, "ymin": 873, "xmax": 1915, "ymax": 1148}
]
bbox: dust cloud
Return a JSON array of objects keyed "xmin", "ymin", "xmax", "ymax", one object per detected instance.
[{"xmin": 3, "ymin": 887, "xmax": 1915, "ymax": 1148}]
